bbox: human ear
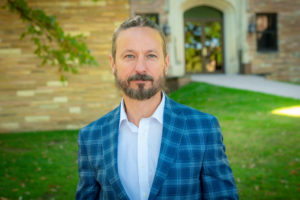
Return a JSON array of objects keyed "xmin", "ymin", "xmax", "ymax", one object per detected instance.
[
  {"xmin": 109, "ymin": 55, "xmax": 116, "ymax": 74},
  {"xmin": 164, "ymin": 54, "xmax": 170, "ymax": 74}
]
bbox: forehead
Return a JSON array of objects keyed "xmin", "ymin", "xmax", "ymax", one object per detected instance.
[{"xmin": 116, "ymin": 27, "xmax": 163, "ymax": 53}]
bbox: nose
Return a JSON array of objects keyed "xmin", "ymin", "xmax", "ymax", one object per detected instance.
[{"xmin": 135, "ymin": 56, "xmax": 146, "ymax": 74}]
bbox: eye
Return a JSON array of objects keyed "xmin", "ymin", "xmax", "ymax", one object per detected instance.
[
  {"xmin": 147, "ymin": 54, "xmax": 157, "ymax": 59},
  {"xmin": 125, "ymin": 54, "xmax": 135, "ymax": 59}
]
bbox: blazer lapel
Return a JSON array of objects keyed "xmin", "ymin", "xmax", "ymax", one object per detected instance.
[
  {"xmin": 100, "ymin": 106, "xmax": 129, "ymax": 200},
  {"xmin": 148, "ymin": 97, "xmax": 185, "ymax": 200}
]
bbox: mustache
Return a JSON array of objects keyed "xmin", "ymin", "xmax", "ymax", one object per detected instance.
[{"xmin": 127, "ymin": 74, "xmax": 154, "ymax": 82}]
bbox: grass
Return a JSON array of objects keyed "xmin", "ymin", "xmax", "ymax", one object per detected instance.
[
  {"xmin": 169, "ymin": 82, "xmax": 300, "ymax": 200},
  {"xmin": 0, "ymin": 130, "xmax": 79, "ymax": 200},
  {"xmin": 1, "ymin": 82, "xmax": 300, "ymax": 199}
]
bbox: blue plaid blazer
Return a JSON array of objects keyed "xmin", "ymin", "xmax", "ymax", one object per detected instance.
[{"xmin": 76, "ymin": 96, "xmax": 238, "ymax": 200}]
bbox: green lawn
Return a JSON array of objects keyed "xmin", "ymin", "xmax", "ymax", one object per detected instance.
[
  {"xmin": 0, "ymin": 130, "xmax": 78, "ymax": 200},
  {"xmin": 1, "ymin": 82, "xmax": 299, "ymax": 199}
]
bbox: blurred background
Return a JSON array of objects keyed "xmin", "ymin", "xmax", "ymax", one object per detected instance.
[
  {"xmin": 0, "ymin": 0, "xmax": 299, "ymax": 133},
  {"xmin": 0, "ymin": 0, "xmax": 299, "ymax": 199}
]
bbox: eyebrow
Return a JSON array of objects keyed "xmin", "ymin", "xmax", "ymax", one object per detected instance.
[
  {"xmin": 120, "ymin": 49, "xmax": 159, "ymax": 55},
  {"xmin": 146, "ymin": 49, "xmax": 159, "ymax": 54},
  {"xmin": 122, "ymin": 49, "xmax": 135, "ymax": 53},
  {"xmin": 120, "ymin": 49, "xmax": 134, "ymax": 56}
]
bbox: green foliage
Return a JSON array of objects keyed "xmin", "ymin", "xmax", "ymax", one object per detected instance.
[
  {"xmin": 3, "ymin": 0, "xmax": 99, "ymax": 80},
  {"xmin": 184, "ymin": 21, "xmax": 223, "ymax": 73}
]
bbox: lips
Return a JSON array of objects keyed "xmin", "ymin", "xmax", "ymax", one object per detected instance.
[
  {"xmin": 127, "ymin": 74, "xmax": 154, "ymax": 83},
  {"xmin": 131, "ymin": 80, "xmax": 147, "ymax": 83}
]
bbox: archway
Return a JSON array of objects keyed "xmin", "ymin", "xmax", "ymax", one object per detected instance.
[
  {"xmin": 184, "ymin": 6, "xmax": 224, "ymax": 74},
  {"xmin": 167, "ymin": 0, "xmax": 240, "ymax": 77}
]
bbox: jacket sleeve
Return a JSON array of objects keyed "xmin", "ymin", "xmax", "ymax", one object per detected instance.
[
  {"xmin": 76, "ymin": 129, "xmax": 100, "ymax": 200},
  {"xmin": 200, "ymin": 116, "xmax": 239, "ymax": 200}
]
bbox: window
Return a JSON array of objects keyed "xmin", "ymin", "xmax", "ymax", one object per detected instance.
[
  {"xmin": 136, "ymin": 13, "xmax": 159, "ymax": 25},
  {"xmin": 256, "ymin": 13, "xmax": 278, "ymax": 52}
]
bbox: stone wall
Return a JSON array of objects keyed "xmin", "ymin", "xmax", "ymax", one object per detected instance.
[
  {"xmin": 0, "ymin": 0, "xmax": 130, "ymax": 133},
  {"xmin": 130, "ymin": 0, "xmax": 167, "ymax": 24},
  {"xmin": 247, "ymin": 0, "xmax": 300, "ymax": 82}
]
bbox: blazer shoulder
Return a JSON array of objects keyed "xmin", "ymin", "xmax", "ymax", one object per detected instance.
[
  {"xmin": 79, "ymin": 106, "xmax": 120, "ymax": 138},
  {"xmin": 167, "ymin": 97, "xmax": 216, "ymax": 120}
]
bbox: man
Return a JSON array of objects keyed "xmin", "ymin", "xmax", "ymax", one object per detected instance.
[{"xmin": 76, "ymin": 16, "xmax": 238, "ymax": 200}]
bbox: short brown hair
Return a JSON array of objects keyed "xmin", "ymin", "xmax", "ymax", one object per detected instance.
[{"xmin": 111, "ymin": 15, "xmax": 167, "ymax": 60}]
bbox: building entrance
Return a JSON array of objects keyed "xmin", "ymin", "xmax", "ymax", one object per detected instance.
[{"xmin": 184, "ymin": 6, "xmax": 224, "ymax": 73}]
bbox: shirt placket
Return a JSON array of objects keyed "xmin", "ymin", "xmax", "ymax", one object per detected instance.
[{"xmin": 138, "ymin": 118, "xmax": 150, "ymax": 200}]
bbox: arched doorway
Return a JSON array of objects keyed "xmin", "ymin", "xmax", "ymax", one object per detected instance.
[
  {"xmin": 184, "ymin": 6, "xmax": 224, "ymax": 74},
  {"xmin": 167, "ymin": 0, "xmax": 242, "ymax": 77}
]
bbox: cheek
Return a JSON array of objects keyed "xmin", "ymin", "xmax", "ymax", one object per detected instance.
[
  {"xmin": 116, "ymin": 61, "xmax": 135, "ymax": 74},
  {"xmin": 151, "ymin": 64, "xmax": 165, "ymax": 77}
]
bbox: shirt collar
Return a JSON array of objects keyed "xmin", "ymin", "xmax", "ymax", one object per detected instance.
[
  {"xmin": 151, "ymin": 92, "xmax": 165, "ymax": 124},
  {"xmin": 119, "ymin": 92, "xmax": 165, "ymax": 127},
  {"xmin": 119, "ymin": 99, "xmax": 128, "ymax": 126}
]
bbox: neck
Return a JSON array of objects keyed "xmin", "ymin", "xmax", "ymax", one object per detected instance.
[{"xmin": 123, "ymin": 91, "xmax": 162, "ymax": 127}]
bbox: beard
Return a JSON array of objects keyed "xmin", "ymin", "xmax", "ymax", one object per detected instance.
[{"xmin": 114, "ymin": 70, "xmax": 165, "ymax": 100}]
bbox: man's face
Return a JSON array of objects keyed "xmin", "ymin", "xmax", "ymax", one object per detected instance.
[{"xmin": 110, "ymin": 27, "xmax": 169, "ymax": 100}]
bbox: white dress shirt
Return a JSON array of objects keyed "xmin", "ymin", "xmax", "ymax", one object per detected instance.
[{"xmin": 117, "ymin": 93, "xmax": 165, "ymax": 200}]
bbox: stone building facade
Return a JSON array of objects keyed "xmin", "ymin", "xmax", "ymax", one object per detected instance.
[
  {"xmin": 0, "ymin": 0, "xmax": 129, "ymax": 133},
  {"xmin": 247, "ymin": 0, "xmax": 299, "ymax": 81},
  {"xmin": 0, "ymin": 0, "xmax": 299, "ymax": 133},
  {"xmin": 140, "ymin": 0, "xmax": 299, "ymax": 82}
]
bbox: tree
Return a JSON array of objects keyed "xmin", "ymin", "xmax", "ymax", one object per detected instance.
[{"xmin": 2, "ymin": 0, "xmax": 99, "ymax": 81}]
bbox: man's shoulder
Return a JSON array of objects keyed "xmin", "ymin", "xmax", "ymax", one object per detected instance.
[
  {"xmin": 166, "ymin": 97, "xmax": 216, "ymax": 120},
  {"xmin": 79, "ymin": 106, "xmax": 120, "ymax": 135},
  {"xmin": 166, "ymin": 98, "xmax": 221, "ymax": 138}
]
